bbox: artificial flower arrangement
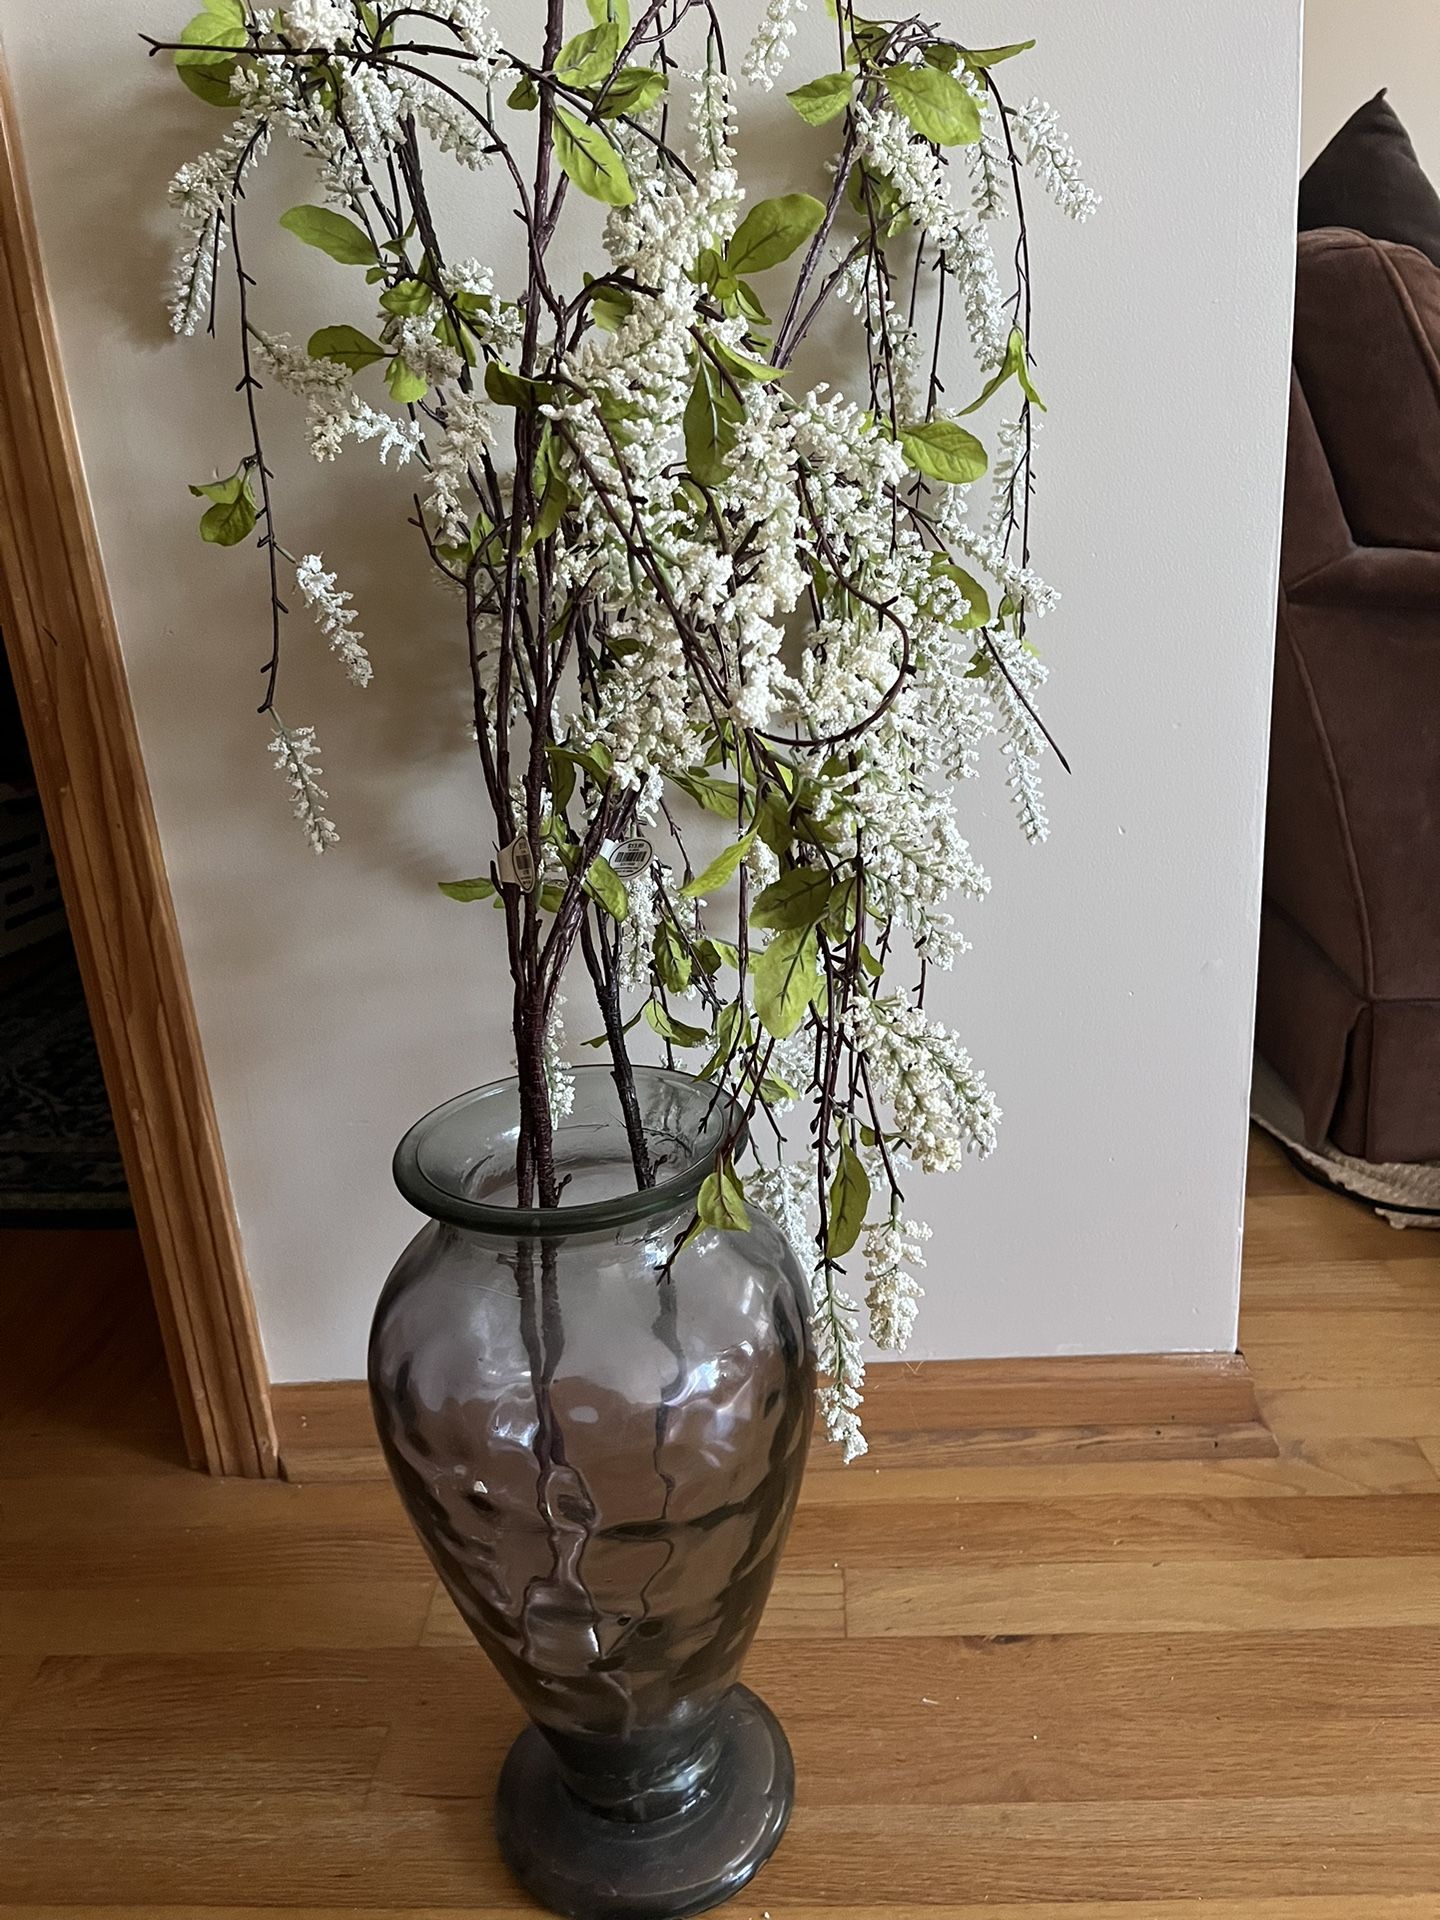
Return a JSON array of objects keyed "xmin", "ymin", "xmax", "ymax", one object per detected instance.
[{"xmin": 151, "ymin": 0, "xmax": 1093, "ymax": 1459}]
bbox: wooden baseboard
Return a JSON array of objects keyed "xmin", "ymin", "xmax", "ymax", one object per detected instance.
[{"xmin": 274, "ymin": 1351, "xmax": 1274, "ymax": 1484}]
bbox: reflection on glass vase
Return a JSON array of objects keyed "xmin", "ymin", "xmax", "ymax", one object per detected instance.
[{"xmin": 367, "ymin": 1066, "xmax": 816, "ymax": 1920}]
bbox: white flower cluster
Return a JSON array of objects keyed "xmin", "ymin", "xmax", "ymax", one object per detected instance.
[
  {"xmin": 749, "ymin": 1156, "xmax": 817, "ymax": 1270},
  {"xmin": 617, "ymin": 865, "xmax": 661, "ymax": 991},
  {"xmin": 983, "ymin": 626, "xmax": 1051, "ymax": 844},
  {"xmin": 786, "ymin": 389, "xmax": 993, "ymax": 962},
  {"xmin": 970, "ymin": 124, "xmax": 1009, "ymax": 222},
  {"xmin": 253, "ymin": 333, "xmax": 423, "ymax": 467},
  {"xmin": 543, "ymin": 996, "xmax": 576, "ymax": 1120},
  {"xmin": 295, "ymin": 554, "xmax": 372, "ymax": 687},
  {"xmin": 833, "ymin": 253, "xmax": 923, "ymax": 418},
  {"xmin": 952, "ymin": 520, "xmax": 1058, "ymax": 620},
  {"xmin": 440, "ymin": 262, "xmax": 523, "ymax": 354},
  {"xmin": 852, "ymin": 103, "xmax": 1010, "ymax": 369},
  {"xmin": 546, "ymin": 72, "xmax": 783, "ymax": 785},
  {"xmin": 849, "ymin": 994, "xmax": 1000, "ymax": 1173},
  {"xmin": 276, "ymin": 0, "xmax": 354, "ymax": 49},
  {"xmin": 864, "ymin": 1213, "xmax": 930, "ymax": 1352},
  {"xmin": 231, "ymin": 57, "xmax": 369, "ymax": 206},
  {"xmin": 741, "ymin": 0, "xmax": 806, "ymax": 90},
  {"xmin": 813, "ymin": 1273, "xmax": 867, "ymax": 1463},
  {"xmin": 1013, "ymin": 98, "xmax": 1099, "ymax": 222},
  {"xmin": 166, "ymin": 111, "xmax": 270, "ymax": 336},
  {"xmin": 427, "ymin": 392, "xmax": 494, "ymax": 543},
  {"xmin": 268, "ymin": 722, "xmax": 339, "ymax": 855}
]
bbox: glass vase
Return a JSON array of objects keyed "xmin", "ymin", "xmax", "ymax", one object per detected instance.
[{"xmin": 368, "ymin": 1065, "xmax": 816, "ymax": 1920}]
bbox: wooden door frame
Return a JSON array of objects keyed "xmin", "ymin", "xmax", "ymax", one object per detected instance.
[{"xmin": 0, "ymin": 65, "xmax": 277, "ymax": 1478}]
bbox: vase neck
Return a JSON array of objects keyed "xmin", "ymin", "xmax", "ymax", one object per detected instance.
[{"xmin": 393, "ymin": 1067, "xmax": 747, "ymax": 1240}]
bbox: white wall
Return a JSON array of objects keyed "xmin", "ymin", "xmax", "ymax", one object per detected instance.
[
  {"xmin": 0, "ymin": 1, "xmax": 1301, "ymax": 1379},
  {"xmin": 1303, "ymin": 0, "xmax": 1440, "ymax": 182}
]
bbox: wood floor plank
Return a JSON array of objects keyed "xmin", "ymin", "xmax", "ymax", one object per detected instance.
[
  {"xmin": 788, "ymin": 1491, "xmax": 1440, "ymax": 1567},
  {"xmin": 1260, "ymin": 1386, "xmax": 1440, "ymax": 1440},
  {"xmin": 0, "ymin": 1579, "xmax": 435, "ymax": 1657},
  {"xmin": 1242, "ymin": 1310, "xmax": 1440, "ymax": 1387},
  {"xmin": 756, "ymin": 1795, "xmax": 1440, "ymax": 1902},
  {"xmin": 796, "ymin": 1436, "xmax": 1440, "ymax": 1502},
  {"xmin": 0, "ymin": 1477, "xmax": 430, "ymax": 1589},
  {"xmin": 0, "ymin": 1661, "xmax": 38, "ymax": 1729},
  {"xmin": 844, "ymin": 1555, "xmax": 1440, "ymax": 1637}
]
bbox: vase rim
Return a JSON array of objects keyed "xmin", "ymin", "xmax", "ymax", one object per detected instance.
[{"xmin": 392, "ymin": 1065, "xmax": 750, "ymax": 1237}]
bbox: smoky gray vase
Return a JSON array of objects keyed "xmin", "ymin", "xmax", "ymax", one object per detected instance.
[{"xmin": 368, "ymin": 1066, "xmax": 816, "ymax": 1920}]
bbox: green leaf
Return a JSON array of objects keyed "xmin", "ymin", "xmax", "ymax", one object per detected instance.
[
  {"xmin": 484, "ymin": 360, "xmax": 553, "ymax": 409},
  {"xmin": 378, "ymin": 277, "xmax": 432, "ymax": 316},
  {"xmin": 962, "ymin": 38, "xmax": 1036, "ymax": 68},
  {"xmin": 508, "ymin": 74, "xmax": 540, "ymax": 111},
  {"xmin": 385, "ymin": 356, "xmax": 427, "ymax": 405},
  {"xmin": 582, "ymin": 272, "xmax": 633, "ymax": 333},
  {"xmin": 753, "ymin": 925, "xmax": 819, "ymax": 1040},
  {"xmin": 279, "ymin": 205, "xmax": 378, "ymax": 266},
  {"xmin": 643, "ymin": 1000, "xmax": 708, "ymax": 1048},
  {"xmin": 899, "ymin": 418, "xmax": 988, "ymax": 485},
  {"xmin": 523, "ymin": 428, "xmax": 571, "ymax": 552},
  {"xmin": 708, "ymin": 337, "xmax": 783, "ymax": 384},
  {"xmin": 751, "ymin": 867, "xmax": 835, "ymax": 932},
  {"xmin": 590, "ymin": 283, "xmax": 633, "ymax": 331},
  {"xmin": 188, "ymin": 464, "xmax": 256, "ymax": 547},
  {"xmin": 176, "ymin": 11, "xmax": 246, "ymax": 66},
  {"xmin": 683, "ymin": 355, "xmax": 744, "ymax": 488},
  {"xmin": 202, "ymin": 0, "xmax": 246, "ymax": 21},
  {"xmin": 755, "ymin": 788, "xmax": 794, "ymax": 857},
  {"xmin": 960, "ymin": 325, "xmax": 1047, "ymax": 415},
  {"xmin": 680, "ymin": 829, "xmax": 755, "ymax": 899},
  {"xmin": 556, "ymin": 21, "xmax": 620, "ymax": 85},
  {"xmin": 178, "ymin": 58, "xmax": 238, "ymax": 106},
  {"xmin": 826, "ymin": 1137, "xmax": 871, "ymax": 1258},
  {"xmin": 583, "ymin": 853, "xmax": 629, "ymax": 921},
  {"xmin": 673, "ymin": 771, "xmax": 743, "ymax": 818},
  {"xmin": 595, "ymin": 66, "xmax": 667, "ymax": 116},
  {"xmin": 551, "ymin": 109, "xmax": 634, "ymax": 207},
  {"xmin": 307, "ymin": 324, "xmax": 386, "ymax": 372},
  {"xmin": 697, "ymin": 936, "xmax": 740, "ymax": 973},
  {"xmin": 881, "ymin": 64, "xmax": 982, "ymax": 145},
  {"xmin": 586, "ymin": 0, "xmax": 630, "ymax": 29},
  {"xmin": 933, "ymin": 560, "xmax": 992, "ymax": 630},
  {"xmin": 437, "ymin": 877, "xmax": 496, "ymax": 902},
  {"xmin": 727, "ymin": 193, "xmax": 826, "ymax": 275},
  {"xmin": 696, "ymin": 1160, "xmax": 750, "ymax": 1233},
  {"xmin": 787, "ymin": 71, "xmax": 854, "ymax": 126},
  {"xmin": 653, "ymin": 922, "xmax": 693, "ymax": 995}
]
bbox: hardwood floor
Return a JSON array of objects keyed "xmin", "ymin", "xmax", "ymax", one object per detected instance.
[{"xmin": 2, "ymin": 1130, "xmax": 1439, "ymax": 1914}]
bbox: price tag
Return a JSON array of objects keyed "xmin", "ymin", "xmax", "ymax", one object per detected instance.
[
  {"xmin": 496, "ymin": 831, "xmax": 537, "ymax": 890},
  {"xmin": 603, "ymin": 836, "xmax": 654, "ymax": 879}
]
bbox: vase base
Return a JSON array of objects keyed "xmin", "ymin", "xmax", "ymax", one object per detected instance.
[{"xmin": 494, "ymin": 1684, "xmax": 795, "ymax": 1920}]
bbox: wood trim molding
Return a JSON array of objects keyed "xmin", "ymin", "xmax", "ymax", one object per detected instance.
[
  {"xmin": 0, "ymin": 64, "xmax": 277, "ymax": 1479},
  {"xmin": 274, "ymin": 1352, "xmax": 1275, "ymax": 1483}
]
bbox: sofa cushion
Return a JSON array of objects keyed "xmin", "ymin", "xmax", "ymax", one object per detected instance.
[
  {"xmin": 1300, "ymin": 91, "xmax": 1440, "ymax": 269},
  {"xmin": 1293, "ymin": 230, "xmax": 1440, "ymax": 553}
]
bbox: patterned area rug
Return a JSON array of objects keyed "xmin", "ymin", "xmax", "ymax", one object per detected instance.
[
  {"xmin": 0, "ymin": 942, "xmax": 130, "ymax": 1220},
  {"xmin": 1251, "ymin": 1056, "xmax": 1440, "ymax": 1230}
]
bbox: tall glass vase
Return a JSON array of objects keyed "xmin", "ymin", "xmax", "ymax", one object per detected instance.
[{"xmin": 368, "ymin": 1066, "xmax": 816, "ymax": 1920}]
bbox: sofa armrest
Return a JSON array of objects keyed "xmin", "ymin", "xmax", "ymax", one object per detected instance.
[{"xmin": 1289, "ymin": 545, "xmax": 1440, "ymax": 611}]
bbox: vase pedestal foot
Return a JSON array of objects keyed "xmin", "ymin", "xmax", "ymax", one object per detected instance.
[{"xmin": 495, "ymin": 1685, "xmax": 794, "ymax": 1920}]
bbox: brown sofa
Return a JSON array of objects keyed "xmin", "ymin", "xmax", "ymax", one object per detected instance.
[{"xmin": 1257, "ymin": 227, "xmax": 1440, "ymax": 1164}]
